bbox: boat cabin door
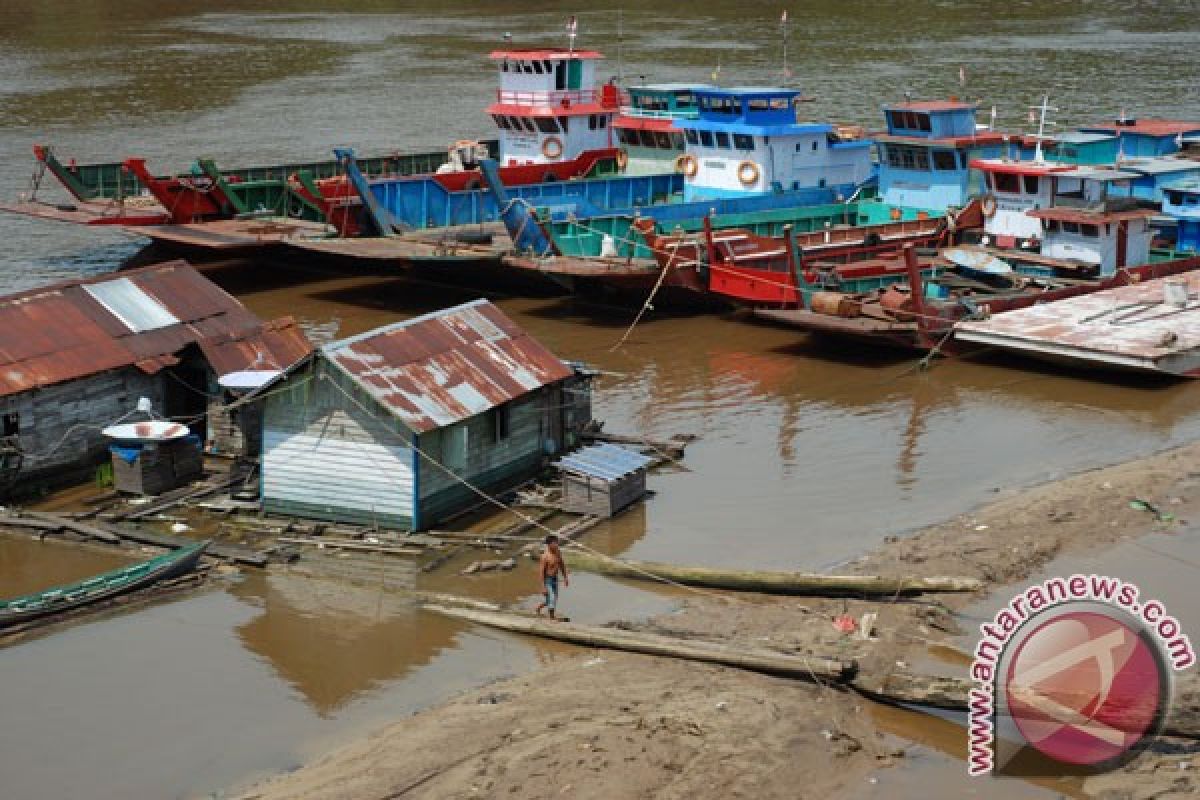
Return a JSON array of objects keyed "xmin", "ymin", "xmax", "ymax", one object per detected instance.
[{"xmin": 567, "ymin": 59, "xmax": 583, "ymax": 90}]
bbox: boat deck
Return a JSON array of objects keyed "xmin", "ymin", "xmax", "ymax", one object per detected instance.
[
  {"xmin": 129, "ymin": 218, "xmax": 331, "ymax": 252},
  {"xmin": 754, "ymin": 308, "xmax": 920, "ymax": 337},
  {"xmin": 955, "ymin": 270, "xmax": 1200, "ymax": 376},
  {"xmin": 287, "ymin": 226, "xmax": 509, "ymax": 265},
  {"xmin": 0, "ymin": 198, "xmax": 168, "ymax": 226},
  {"xmin": 503, "ymin": 254, "xmax": 660, "ymax": 278}
]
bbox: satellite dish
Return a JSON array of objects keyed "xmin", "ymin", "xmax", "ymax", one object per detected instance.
[
  {"xmin": 218, "ymin": 369, "xmax": 282, "ymax": 391},
  {"xmin": 102, "ymin": 420, "xmax": 191, "ymax": 442}
]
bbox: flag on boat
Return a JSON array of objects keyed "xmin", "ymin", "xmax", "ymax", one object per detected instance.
[
  {"xmin": 780, "ymin": 10, "xmax": 788, "ymax": 24},
  {"xmin": 1028, "ymin": 108, "xmax": 1037, "ymax": 124},
  {"xmin": 566, "ymin": 15, "xmax": 577, "ymax": 35}
]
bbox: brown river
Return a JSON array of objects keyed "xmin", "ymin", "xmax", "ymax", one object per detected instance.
[{"xmin": 1, "ymin": 1, "xmax": 1199, "ymax": 797}]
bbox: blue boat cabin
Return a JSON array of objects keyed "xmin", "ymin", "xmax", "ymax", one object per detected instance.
[
  {"xmin": 874, "ymin": 100, "xmax": 1005, "ymax": 212},
  {"xmin": 1162, "ymin": 182, "xmax": 1200, "ymax": 252},
  {"xmin": 673, "ymin": 87, "xmax": 873, "ymax": 202},
  {"xmin": 1079, "ymin": 117, "xmax": 1200, "ymax": 158}
]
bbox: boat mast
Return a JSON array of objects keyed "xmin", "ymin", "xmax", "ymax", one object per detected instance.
[
  {"xmin": 616, "ymin": 9, "xmax": 623, "ymax": 84},
  {"xmin": 780, "ymin": 10, "xmax": 792, "ymax": 79},
  {"xmin": 1031, "ymin": 95, "xmax": 1058, "ymax": 163}
]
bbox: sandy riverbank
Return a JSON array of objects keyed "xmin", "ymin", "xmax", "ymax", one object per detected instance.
[{"xmin": 237, "ymin": 441, "xmax": 1200, "ymax": 800}]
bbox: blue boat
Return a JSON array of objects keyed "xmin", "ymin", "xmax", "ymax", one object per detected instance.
[{"xmin": 1161, "ymin": 181, "xmax": 1200, "ymax": 253}]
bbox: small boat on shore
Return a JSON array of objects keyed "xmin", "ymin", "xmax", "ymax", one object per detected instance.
[{"xmin": 0, "ymin": 540, "xmax": 209, "ymax": 630}]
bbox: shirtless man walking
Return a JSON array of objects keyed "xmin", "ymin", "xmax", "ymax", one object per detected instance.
[{"xmin": 534, "ymin": 534, "xmax": 569, "ymax": 619}]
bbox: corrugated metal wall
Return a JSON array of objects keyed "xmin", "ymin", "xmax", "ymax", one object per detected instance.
[{"xmin": 262, "ymin": 365, "xmax": 416, "ymax": 528}]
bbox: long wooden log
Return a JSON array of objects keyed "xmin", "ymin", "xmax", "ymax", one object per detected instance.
[
  {"xmin": 562, "ymin": 551, "xmax": 983, "ymax": 596},
  {"xmin": 423, "ymin": 604, "xmax": 855, "ymax": 683}
]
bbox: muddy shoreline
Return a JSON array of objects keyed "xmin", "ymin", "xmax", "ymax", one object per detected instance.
[{"xmin": 234, "ymin": 441, "xmax": 1200, "ymax": 800}]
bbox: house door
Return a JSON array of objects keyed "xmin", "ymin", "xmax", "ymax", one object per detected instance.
[{"xmin": 163, "ymin": 365, "xmax": 208, "ymax": 442}]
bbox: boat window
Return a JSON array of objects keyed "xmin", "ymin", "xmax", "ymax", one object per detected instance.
[
  {"xmin": 715, "ymin": 132, "xmax": 731, "ymax": 149},
  {"xmin": 2, "ymin": 412, "xmax": 17, "ymax": 436},
  {"xmin": 543, "ymin": 60, "xmax": 553, "ymax": 74},
  {"xmin": 733, "ymin": 133, "xmax": 754, "ymax": 150},
  {"xmin": 638, "ymin": 130, "xmax": 657, "ymax": 148},
  {"xmin": 699, "ymin": 130, "xmax": 714, "ymax": 147},
  {"xmin": 520, "ymin": 117, "xmax": 537, "ymax": 133},
  {"xmin": 1081, "ymin": 224, "xmax": 1100, "ymax": 237},
  {"xmin": 670, "ymin": 132, "xmax": 686, "ymax": 149},
  {"xmin": 685, "ymin": 129, "xmax": 699, "ymax": 145},
  {"xmin": 588, "ymin": 114, "xmax": 597, "ymax": 130},
  {"xmin": 501, "ymin": 60, "xmax": 509, "ymax": 72},
  {"xmin": 656, "ymin": 131, "xmax": 672, "ymax": 149},
  {"xmin": 1062, "ymin": 221, "xmax": 1080, "ymax": 234},
  {"xmin": 748, "ymin": 98, "xmax": 769, "ymax": 112},
  {"xmin": 532, "ymin": 61, "xmax": 544, "ymax": 74},
  {"xmin": 535, "ymin": 117, "xmax": 560, "ymax": 134},
  {"xmin": 1043, "ymin": 219, "xmax": 1060, "ymax": 232},
  {"xmin": 491, "ymin": 404, "xmax": 511, "ymax": 442},
  {"xmin": 812, "ymin": 140, "xmax": 820, "ymax": 152},
  {"xmin": 1023, "ymin": 175, "xmax": 1040, "ymax": 195},
  {"xmin": 674, "ymin": 91, "xmax": 695, "ymax": 108},
  {"xmin": 1166, "ymin": 190, "xmax": 1181, "ymax": 205},
  {"xmin": 557, "ymin": 116, "xmax": 570, "ymax": 133},
  {"xmin": 492, "ymin": 114, "xmax": 510, "ymax": 130},
  {"xmin": 598, "ymin": 115, "xmax": 607, "ymax": 128},
  {"xmin": 993, "ymin": 172, "xmax": 1019, "ymax": 193},
  {"xmin": 770, "ymin": 97, "xmax": 790, "ymax": 110},
  {"xmin": 914, "ymin": 113, "xmax": 932, "ymax": 132},
  {"xmin": 932, "ymin": 150, "xmax": 958, "ymax": 170}
]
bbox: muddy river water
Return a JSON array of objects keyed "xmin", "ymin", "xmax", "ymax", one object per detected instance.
[{"xmin": 1, "ymin": 2, "xmax": 1199, "ymax": 798}]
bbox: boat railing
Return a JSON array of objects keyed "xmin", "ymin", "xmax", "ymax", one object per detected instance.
[
  {"xmin": 619, "ymin": 106, "xmax": 699, "ymax": 120},
  {"xmin": 495, "ymin": 89, "xmax": 607, "ymax": 107}
]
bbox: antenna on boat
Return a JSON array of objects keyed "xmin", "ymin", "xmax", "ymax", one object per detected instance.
[
  {"xmin": 779, "ymin": 10, "xmax": 793, "ymax": 79},
  {"xmin": 1030, "ymin": 95, "xmax": 1058, "ymax": 163},
  {"xmin": 616, "ymin": 8, "xmax": 623, "ymax": 84},
  {"xmin": 989, "ymin": 105, "xmax": 997, "ymax": 131},
  {"xmin": 566, "ymin": 15, "xmax": 578, "ymax": 56}
]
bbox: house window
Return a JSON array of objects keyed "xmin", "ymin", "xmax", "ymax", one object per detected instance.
[
  {"xmin": 2, "ymin": 412, "xmax": 17, "ymax": 436},
  {"xmin": 491, "ymin": 405, "xmax": 511, "ymax": 442},
  {"xmin": 733, "ymin": 133, "xmax": 754, "ymax": 150}
]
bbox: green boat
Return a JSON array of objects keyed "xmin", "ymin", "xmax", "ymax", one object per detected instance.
[
  {"xmin": 0, "ymin": 540, "xmax": 209, "ymax": 629},
  {"xmin": 31, "ymin": 141, "xmax": 500, "ymax": 204}
]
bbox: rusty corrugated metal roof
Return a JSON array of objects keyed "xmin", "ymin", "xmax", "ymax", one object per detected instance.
[
  {"xmin": 325, "ymin": 299, "xmax": 573, "ymax": 433},
  {"xmin": 0, "ymin": 261, "xmax": 314, "ymax": 397}
]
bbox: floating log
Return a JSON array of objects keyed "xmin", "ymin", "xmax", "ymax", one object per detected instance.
[
  {"xmin": 562, "ymin": 551, "xmax": 983, "ymax": 596},
  {"xmin": 423, "ymin": 604, "xmax": 855, "ymax": 683}
]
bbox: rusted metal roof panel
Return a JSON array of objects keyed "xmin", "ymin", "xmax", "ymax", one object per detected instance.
[
  {"xmin": 0, "ymin": 261, "xmax": 314, "ymax": 397},
  {"xmin": 325, "ymin": 299, "xmax": 573, "ymax": 433},
  {"xmin": 956, "ymin": 271, "xmax": 1200, "ymax": 376}
]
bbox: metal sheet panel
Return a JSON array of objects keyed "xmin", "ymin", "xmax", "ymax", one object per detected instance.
[
  {"xmin": 325, "ymin": 299, "xmax": 572, "ymax": 433},
  {"xmin": 262, "ymin": 429, "xmax": 414, "ymax": 520},
  {"xmin": 554, "ymin": 443, "xmax": 654, "ymax": 481},
  {"xmin": 82, "ymin": 277, "xmax": 180, "ymax": 333}
]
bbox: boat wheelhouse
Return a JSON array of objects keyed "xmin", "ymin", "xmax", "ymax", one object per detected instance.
[
  {"xmin": 1080, "ymin": 116, "xmax": 1200, "ymax": 158},
  {"xmin": 673, "ymin": 87, "xmax": 873, "ymax": 202},
  {"xmin": 613, "ymin": 84, "xmax": 709, "ymax": 175},
  {"xmin": 487, "ymin": 48, "xmax": 619, "ymax": 167},
  {"xmin": 1112, "ymin": 157, "xmax": 1200, "ymax": 203},
  {"xmin": 1036, "ymin": 132, "xmax": 1120, "ymax": 165},
  {"xmin": 874, "ymin": 100, "xmax": 1006, "ymax": 211},
  {"xmin": 1161, "ymin": 182, "xmax": 1200, "ymax": 253}
]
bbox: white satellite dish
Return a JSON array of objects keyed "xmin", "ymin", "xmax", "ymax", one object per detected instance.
[
  {"xmin": 218, "ymin": 369, "xmax": 282, "ymax": 391},
  {"xmin": 102, "ymin": 420, "xmax": 191, "ymax": 442}
]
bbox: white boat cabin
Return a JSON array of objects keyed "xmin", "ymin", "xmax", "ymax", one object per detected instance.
[
  {"xmin": 1029, "ymin": 206, "xmax": 1154, "ymax": 274},
  {"xmin": 673, "ymin": 88, "xmax": 873, "ymax": 202},
  {"xmin": 486, "ymin": 48, "xmax": 618, "ymax": 166}
]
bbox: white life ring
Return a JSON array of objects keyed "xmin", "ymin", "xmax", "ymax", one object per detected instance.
[
  {"xmin": 675, "ymin": 154, "xmax": 698, "ymax": 178},
  {"xmin": 737, "ymin": 160, "xmax": 760, "ymax": 186},
  {"xmin": 542, "ymin": 136, "xmax": 564, "ymax": 160}
]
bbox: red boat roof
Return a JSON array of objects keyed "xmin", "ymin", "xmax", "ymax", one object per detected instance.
[
  {"xmin": 882, "ymin": 100, "xmax": 976, "ymax": 112},
  {"xmin": 487, "ymin": 103, "xmax": 611, "ymax": 118},
  {"xmin": 489, "ymin": 49, "xmax": 603, "ymax": 61},
  {"xmin": 968, "ymin": 158, "xmax": 1076, "ymax": 175},
  {"xmin": 612, "ymin": 115, "xmax": 678, "ymax": 132},
  {"xmin": 1027, "ymin": 207, "xmax": 1157, "ymax": 224},
  {"xmin": 875, "ymin": 131, "xmax": 1009, "ymax": 147},
  {"xmin": 1084, "ymin": 118, "xmax": 1200, "ymax": 136}
]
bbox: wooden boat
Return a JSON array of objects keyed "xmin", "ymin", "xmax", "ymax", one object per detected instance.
[{"xmin": 0, "ymin": 540, "xmax": 209, "ymax": 629}]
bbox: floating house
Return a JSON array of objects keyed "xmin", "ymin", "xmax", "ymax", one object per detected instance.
[
  {"xmin": 260, "ymin": 300, "xmax": 593, "ymax": 530},
  {"xmin": 613, "ymin": 84, "xmax": 708, "ymax": 175},
  {"xmin": 487, "ymin": 48, "xmax": 619, "ymax": 167},
  {"xmin": 873, "ymin": 100, "xmax": 1006, "ymax": 211},
  {"xmin": 0, "ymin": 262, "xmax": 312, "ymax": 496},
  {"xmin": 1079, "ymin": 117, "xmax": 1200, "ymax": 158},
  {"xmin": 673, "ymin": 87, "xmax": 873, "ymax": 202}
]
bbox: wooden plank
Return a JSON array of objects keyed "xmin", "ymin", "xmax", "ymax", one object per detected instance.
[
  {"xmin": 23, "ymin": 512, "xmax": 120, "ymax": 544},
  {"xmin": 424, "ymin": 604, "xmax": 855, "ymax": 683},
  {"xmin": 562, "ymin": 551, "xmax": 984, "ymax": 596},
  {"xmin": 277, "ymin": 536, "xmax": 423, "ymax": 556}
]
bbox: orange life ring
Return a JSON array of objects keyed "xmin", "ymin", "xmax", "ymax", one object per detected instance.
[
  {"xmin": 890, "ymin": 207, "xmax": 902, "ymax": 221},
  {"xmin": 980, "ymin": 193, "xmax": 998, "ymax": 218},
  {"xmin": 542, "ymin": 136, "xmax": 564, "ymax": 160},
  {"xmin": 737, "ymin": 160, "xmax": 760, "ymax": 186},
  {"xmin": 675, "ymin": 154, "xmax": 698, "ymax": 178},
  {"xmin": 615, "ymin": 149, "xmax": 629, "ymax": 170}
]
